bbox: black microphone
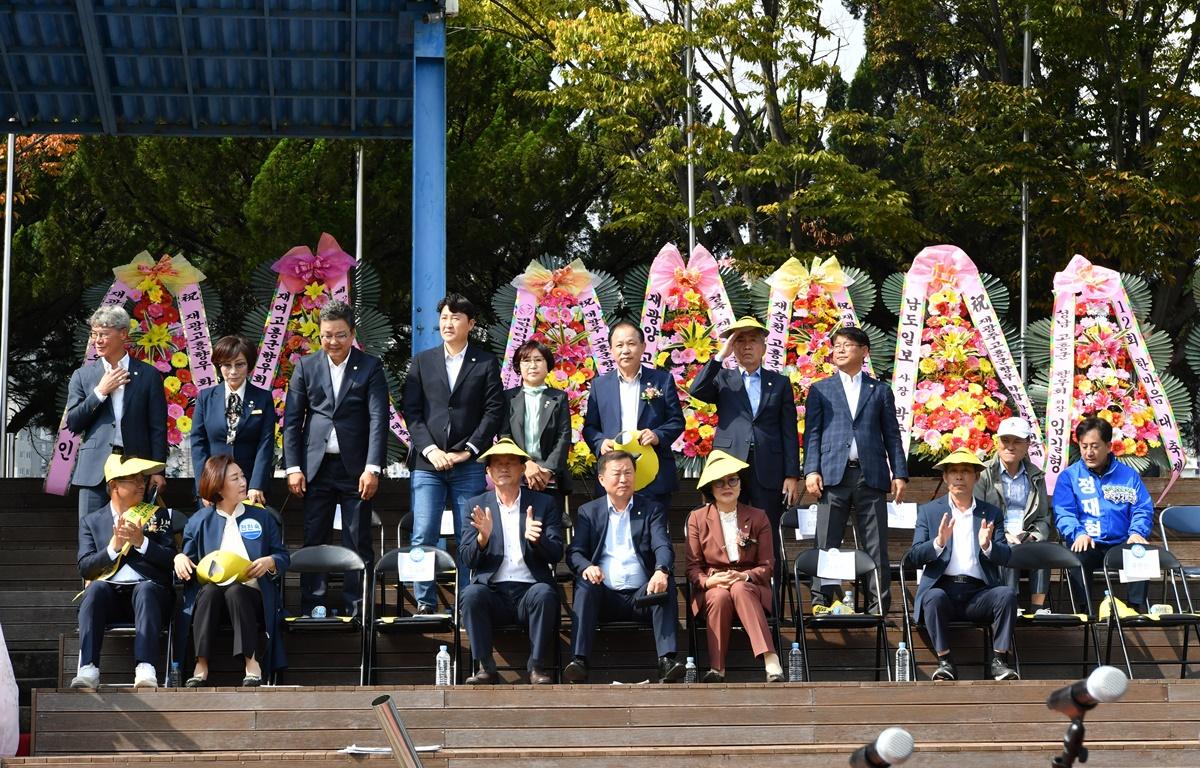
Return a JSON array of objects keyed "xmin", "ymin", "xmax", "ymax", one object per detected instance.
[
  {"xmin": 1045, "ymin": 665, "xmax": 1128, "ymax": 719},
  {"xmin": 848, "ymin": 727, "xmax": 914, "ymax": 768}
]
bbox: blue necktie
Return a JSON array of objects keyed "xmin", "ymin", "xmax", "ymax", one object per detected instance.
[{"xmin": 743, "ymin": 371, "xmax": 760, "ymax": 415}]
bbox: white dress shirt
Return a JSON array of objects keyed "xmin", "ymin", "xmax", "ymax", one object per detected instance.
[
  {"xmin": 838, "ymin": 369, "xmax": 862, "ymax": 461},
  {"xmin": 105, "ymin": 503, "xmax": 150, "ymax": 584},
  {"xmin": 217, "ymin": 503, "xmax": 259, "ymax": 590},
  {"xmin": 444, "ymin": 344, "xmax": 466, "ymax": 391},
  {"xmin": 718, "ymin": 508, "xmax": 740, "ymax": 563},
  {"xmin": 934, "ymin": 496, "xmax": 991, "ymax": 582},
  {"xmin": 93, "ymin": 354, "xmax": 131, "ymax": 447},
  {"xmin": 492, "ymin": 492, "xmax": 535, "ymax": 584},
  {"xmin": 226, "ymin": 381, "xmax": 247, "ymax": 410},
  {"xmin": 618, "ymin": 369, "xmax": 642, "ymax": 437},
  {"xmin": 600, "ymin": 498, "xmax": 648, "ymax": 591}
]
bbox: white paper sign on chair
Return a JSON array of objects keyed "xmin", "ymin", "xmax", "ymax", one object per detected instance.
[
  {"xmin": 1120, "ymin": 545, "xmax": 1161, "ymax": 583},
  {"xmin": 817, "ymin": 548, "xmax": 857, "ymax": 581}
]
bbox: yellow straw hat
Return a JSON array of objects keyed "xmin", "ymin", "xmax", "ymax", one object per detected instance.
[
  {"xmin": 696, "ymin": 450, "xmax": 750, "ymax": 490},
  {"xmin": 476, "ymin": 437, "xmax": 531, "ymax": 464},
  {"xmin": 720, "ymin": 316, "xmax": 768, "ymax": 339},
  {"xmin": 933, "ymin": 449, "xmax": 985, "ymax": 471},
  {"xmin": 103, "ymin": 454, "xmax": 166, "ymax": 482},
  {"xmin": 611, "ymin": 431, "xmax": 660, "ymax": 491}
]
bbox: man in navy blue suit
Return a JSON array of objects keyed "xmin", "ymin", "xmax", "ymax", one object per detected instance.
[
  {"xmin": 564, "ymin": 450, "xmax": 684, "ymax": 684},
  {"xmin": 190, "ymin": 335, "xmax": 276, "ymax": 506},
  {"xmin": 71, "ymin": 454, "xmax": 175, "ymax": 689},
  {"xmin": 911, "ymin": 450, "xmax": 1018, "ymax": 681},
  {"xmin": 458, "ymin": 439, "xmax": 563, "ymax": 685},
  {"xmin": 803, "ymin": 326, "xmax": 908, "ymax": 615},
  {"xmin": 283, "ymin": 300, "xmax": 390, "ymax": 616},
  {"xmin": 689, "ymin": 316, "xmax": 801, "ymax": 530},
  {"xmin": 65, "ymin": 306, "xmax": 167, "ymax": 518},
  {"xmin": 582, "ymin": 320, "xmax": 684, "ymax": 511}
]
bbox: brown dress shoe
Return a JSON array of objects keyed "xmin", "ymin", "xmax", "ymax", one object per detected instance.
[
  {"xmin": 529, "ymin": 668, "xmax": 554, "ymax": 685},
  {"xmin": 465, "ymin": 668, "xmax": 498, "ymax": 685}
]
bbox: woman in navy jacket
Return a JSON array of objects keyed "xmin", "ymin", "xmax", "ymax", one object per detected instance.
[{"xmin": 174, "ymin": 455, "xmax": 289, "ymax": 686}]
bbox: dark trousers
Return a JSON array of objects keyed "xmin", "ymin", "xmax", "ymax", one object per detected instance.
[
  {"xmin": 1069, "ymin": 543, "xmax": 1148, "ymax": 609},
  {"xmin": 78, "ymin": 579, "xmax": 172, "ymax": 667},
  {"xmin": 815, "ymin": 464, "xmax": 889, "ymax": 613},
  {"xmin": 301, "ymin": 454, "xmax": 375, "ymax": 615},
  {"xmin": 920, "ymin": 578, "xmax": 1017, "ymax": 655},
  {"xmin": 76, "ymin": 482, "xmax": 109, "ymax": 520},
  {"xmin": 192, "ymin": 582, "xmax": 264, "ymax": 660},
  {"xmin": 460, "ymin": 581, "xmax": 559, "ymax": 671},
  {"xmin": 741, "ymin": 448, "xmax": 785, "ymax": 587},
  {"xmin": 570, "ymin": 579, "xmax": 677, "ymax": 659}
]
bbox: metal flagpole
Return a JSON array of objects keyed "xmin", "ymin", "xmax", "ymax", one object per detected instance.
[
  {"xmin": 0, "ymin": 133, "xmax": 14, "ymax": 476},
  {"xmin": 1020, "ymin": 5, "xmax": 1031, "ymax": 380},
  {"xmin": 355, "ymin": 144, "xmax": 365, "ymax": 264},
  {"xmin": 685, "ymin": 1, "xmax": 696, "ymax": 253}
]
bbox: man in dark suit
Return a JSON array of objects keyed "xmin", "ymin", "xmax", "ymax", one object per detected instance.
[
  {"xmin": 403, "ymin": 293, "xmax": 505, "ymax": 612},
  {"xmin": 803, "ymin": 326, "xmax": 908, "ymax": 614},
  {"xmin": 501, "ymin": 340, "xmax": 572, "ymax": 505},
  {"xmin": 564, "ymin": 450, "xmax": 684, "ymax": 684},
  {"xmin": 65, "ymin": 306, "xmax": 168, "ymax": 518},
  {"xmin": 689, "ymin": 316, "xmax": 801, "ymax": 530},
  {"xmin": 582, "ymin": 320, "xmax": 684, "ymax": 510},
  {"xmin": 71, "ymin": 454, "xmax": 175, "ymax": 689},
  {"xmin": 458, "ymin": 439, "xmax": 563, "ymax": 685},
  {"xmin": 283, "ymin": 300, "xmax": 390, "ymax": 616},
  {"xmin": 190, "ymin": 335, "xmax": 276, "ymax": 505},
  {"xmin": 911, "ymin": 449, "xmax": 1018, "ymax": 681}
]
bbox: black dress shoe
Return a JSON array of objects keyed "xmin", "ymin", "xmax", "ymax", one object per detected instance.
[
  {"xmin": 529, "ymin": 668, "xmax": 554, "ymax": 685},
  {"xmin": 931, "ymin": 658, "xmax": 957, "ymax": 681},
  {"xmin": 658, "ymin": 657, "xmax": 686, "ymax": 683},
  {"xmin": 415, "ymin": 603, "xmax": 436, "ymax": 616},
  {"xmin": 701, "ymin": 669, "xmax": 725, "ymax": 683},
  {"xmin": 990, "ymin": 656, "xmax": 1019, "ymax": 681},
  {"xmin": 184, "ymin": 676, "xmax": 207, "ymax": 688},
  {"xmin": 465, "ymin": 668, "xmax": 498, "ymax": 685},
  {"xmin": 563, "ymin": 658, "xmax": 589, "ymax": 683},
  {"xmin": 766, "ymin": 672, "xmax": 786, "ymax": 683}
]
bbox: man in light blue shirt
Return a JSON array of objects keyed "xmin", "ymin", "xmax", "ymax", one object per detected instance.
[{"xmin": 565, "ymin": 451, "xmax": 682, "ymax": 683}]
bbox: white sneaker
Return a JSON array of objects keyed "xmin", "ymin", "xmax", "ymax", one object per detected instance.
[
  {"xmin": 69, "ymin": 664, "xmax": 100, "ymax": 689},
  {"xmin": 1034, "ymin": 608, "xmax": 1052, "ymax": 616},
  {"xmin": 133, "ymin": 663, "xmax": 158, "ymax": 689}
]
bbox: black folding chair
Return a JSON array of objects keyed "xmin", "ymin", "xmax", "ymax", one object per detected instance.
[
  {"xmin": 777, "ymin": 507, "xmax": 804, "ymax": 630},
  {"xmin": 367, "ymin": 546, "xmax": 460, "ymax": 684},
  {"xmin": 793, "ymin": 548, "xmax": 889, "ymax": 680},
  {"xmin": 898, "ymin": 547, "xmax": 997, "ymax": 680},
  {"xmin": 1100, "ymin": 544, "xmax": 1200, "ymax": 679},
  {"xmin": 1005, "ymin": 542, "xmax": 1098, "ymax": 678},
  {"xmin": 283, "ymin": 544, "xmax": 368, "ymax": 684},
  {"xmin": 683, "ymin": 573, "xmax": 782, "ymax": 677},
  {"xmin": 1159, "ymin": 506, "xmax": 1200, "ymax": 582}
]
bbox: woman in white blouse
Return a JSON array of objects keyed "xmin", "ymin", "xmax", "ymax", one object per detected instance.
[
  {"xmin": 174, "ymin": 455, "xmax": 289, "ymax": 686},
  {"xmin": 685, "ymin": 450, "xmax": 781, "ymax": 682}
]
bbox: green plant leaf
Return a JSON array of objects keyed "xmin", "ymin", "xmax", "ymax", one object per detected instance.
[
  {"xmin": 979, "ymin": 273, "xmax": 1010, "ymax": 318},
  {"xmin": 1121, "ymin": 273, "xmax": 1152, "ymax": 322},
  {"xmin": 881, "ymin": 272, "xmax": 905, "ymax": 316}
]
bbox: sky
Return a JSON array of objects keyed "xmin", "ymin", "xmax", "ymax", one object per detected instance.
[{"xmin": 819, "ymin": 0, "xmax": 866, "ymax": 79}]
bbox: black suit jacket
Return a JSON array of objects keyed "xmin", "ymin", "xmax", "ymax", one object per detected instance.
[
  {"xmin": 501, "ymin": 386, "xmax": 571, "ymax": 488},
  {"xmin": 77, "ymin": 503, "xmax": 176, "ymax": 585},
  {"xmin": 458, "ymin": 489, "xmax": 563, "ymax": 585},
  {"xmin": 282, "ymin": 347, "xmax": 390, "ymax": 478},
  {"xmin": 689, "ymin": 359, "xmax": 801, "ymax": 488},
  {"xmin": 190, "ymin": 382, "xmax": 276, "ymax": 493},
  {"xmin": 403, "ymin": 343, "xmax": 504, "ymax": 472},
  {"xmin": 567, "ymin": 495, "xmax": 673, "ymax": 579},
  {"xmin": 65, "ymin": 356, "xmax": 168, "ymax": 487}
]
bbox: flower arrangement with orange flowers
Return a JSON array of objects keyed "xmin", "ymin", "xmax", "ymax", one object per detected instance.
[
  {"xmin": 266, "ymin": 282, "xmax": 328, "ymax": 448},
  {"xmin": 909, "ymin": 282, "xmax": 1012, "ymax": 459},
  {"xmin": 1070, "ymin": 299, "xmax": 1160, "ymax": 458},
  {"xmin": 782, "ymin": 282, "xmax": 842, "ymax": 465},
  {"xmin": 126, "ymin": 262, "xmax": 197, "ymax": 448},
  {"xmin": 653, "ymin": 279, "xmax": 720, "ymax": 466}
]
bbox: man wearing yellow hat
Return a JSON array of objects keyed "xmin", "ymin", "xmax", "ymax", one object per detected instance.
[
  {"xmin": 690, "ymin": 316, "xmax": 800, "ymax": 584},
  {"xmin": 910, "ymin": 449, "xmax": 1018, "ymax": 681},
  {"xmin": 71, "ymin": 454, "xmax": 176, "ymax": 689},
  {"xmin": 458, "ymin": 439, "xmax": 563, "ymax": 685}
]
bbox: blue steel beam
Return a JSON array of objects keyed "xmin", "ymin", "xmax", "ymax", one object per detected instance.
[
  {"xmin": 73, "ymin": 0, "xmax": 118, "ymax": 135},
  {"xmin": 410, "ymin": 14, "xmax": 445, "ymax": 356}
]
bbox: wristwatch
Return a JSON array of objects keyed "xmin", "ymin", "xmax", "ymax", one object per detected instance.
[{"xmin": 656, "ymin": 566, "xmax": 670, "ymax": 575}]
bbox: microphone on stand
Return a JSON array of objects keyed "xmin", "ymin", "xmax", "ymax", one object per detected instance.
[
  {"xmin": 848, "ymin": 727, "xmax": 914, "ymax": 768},
  {"xmin": 1045, "ymin": 666, "xmax": 1128, "ymax": 719}
]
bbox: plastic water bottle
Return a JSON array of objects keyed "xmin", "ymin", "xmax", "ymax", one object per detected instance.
[
  {"xmin": 894, "ymin": 642, "xmax": 912, "ymax": 682},
  {"xmin": 788, "ymin": 642, "xmax": 805, "ymax": 682},
  {"xmin": 842, "ymin": 589, "xmax": 854, "ymax": 613},
  {"xmin": 435, "ymin": 645, "xmax": 452, "ymax": 686},
  {"xmin": 311, "ymin": 605, "xmax": 327, "ymax": 619},
  {"xmin": 167, "ymin": 661, "xmax": 181, "ymax": 688},
  {"xmin": 684, "ymin": 656, "xmax": 698, "ymax": 683}
]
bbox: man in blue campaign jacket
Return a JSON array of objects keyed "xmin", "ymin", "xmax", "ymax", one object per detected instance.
[{"xmin": 1053, "ymin": 416, "xmax": 1154, "ymax": 610}]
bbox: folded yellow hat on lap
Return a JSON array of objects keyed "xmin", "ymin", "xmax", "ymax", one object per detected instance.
[{"xmin": 196, "ymin": 550, "xmax": 253, "ymax": 586}]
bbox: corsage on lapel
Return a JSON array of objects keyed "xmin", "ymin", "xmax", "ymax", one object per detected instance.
[
  {"xmin": 737, "ymin": 525, "xmax": 756, "ymax": 549},
  {"xmin": 641, "ymin": 385, "xmax": 663, "ymax": 402}
]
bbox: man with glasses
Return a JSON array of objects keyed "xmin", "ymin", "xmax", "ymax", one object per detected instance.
[
  {"xmin": 803, "ymin": 326, "xmax": 908, "ymax": 615},
  {"xmin": 283, "ymin": 300, "xmax": 390, "ymax": 617},
  {"xmin": 403, "ymin": 293, "xmax": 504, "ymax": 614},
  {"xmin": 564, "ymin": 450, "xmax": 684, "ymax": 683},
  {"xmin": 66, "ymin": 306, "xmax": 168, "ymax": 518}
]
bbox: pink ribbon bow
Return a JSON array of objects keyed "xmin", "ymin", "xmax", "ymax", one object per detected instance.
[
  {"xmin": 272, "ymin": 233, "xmax": 356, "ymax": 293},
  {"xmin": 1053, "ymin": 254, "xmax": 1122, "ymax": 301},
  {"xmin": 646, "ymin": 243, "xmax": 723, "ymax": 297},
  {"xmin": 908, "ymin": 245, "xmax": 984, "ymax": 295}
]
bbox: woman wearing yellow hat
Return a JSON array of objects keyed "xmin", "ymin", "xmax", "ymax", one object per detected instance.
[
  {"xmin": 173, "ymin": 455, "xmax": 289, "ymax": 687},
  {"xmin": 685, "ymin": 450, "xmax": 783, "ymax": 682}
]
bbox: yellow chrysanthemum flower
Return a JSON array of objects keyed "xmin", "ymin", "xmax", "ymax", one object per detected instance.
[
  {"xmin": 163, "ymin": 376, "xmax": 181, "ymax": 393},
  {"xmin": 170, "ymin": 351, "xmax": 189, "ymax": 369}
]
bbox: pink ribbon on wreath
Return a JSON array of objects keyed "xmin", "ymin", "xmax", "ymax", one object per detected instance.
[
  {"xmin": 639, "ymin": 243, "xmax": 735, "ymax": 366},
  {"xmin": 272, "ymin": 233, "xmax": 357, "ymax": 294},
  {"xmin": 1044, "ymin": 255, "xmax": 1185, "ymax": 501}
]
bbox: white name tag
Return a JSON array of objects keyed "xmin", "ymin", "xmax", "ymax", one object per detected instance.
[
  {"xmin": 1120, "ymin": 546, "xmax": 1161, "ymax": 583},
  {"xmin": 887, "ymin": 502, "xmax": 918, "ymax": 530},
  {"xmin": 816, "ymin": 548, "xmax": 857, "ymax": 580},
  {"xmin": 396, "ymin": 548, "xmax": 437, "ymax": 582}
]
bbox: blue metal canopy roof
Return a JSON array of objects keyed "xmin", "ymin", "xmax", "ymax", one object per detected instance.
[{"xmin": 0, "ymin": 0, "xmax": 434, "ymax": 138}]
